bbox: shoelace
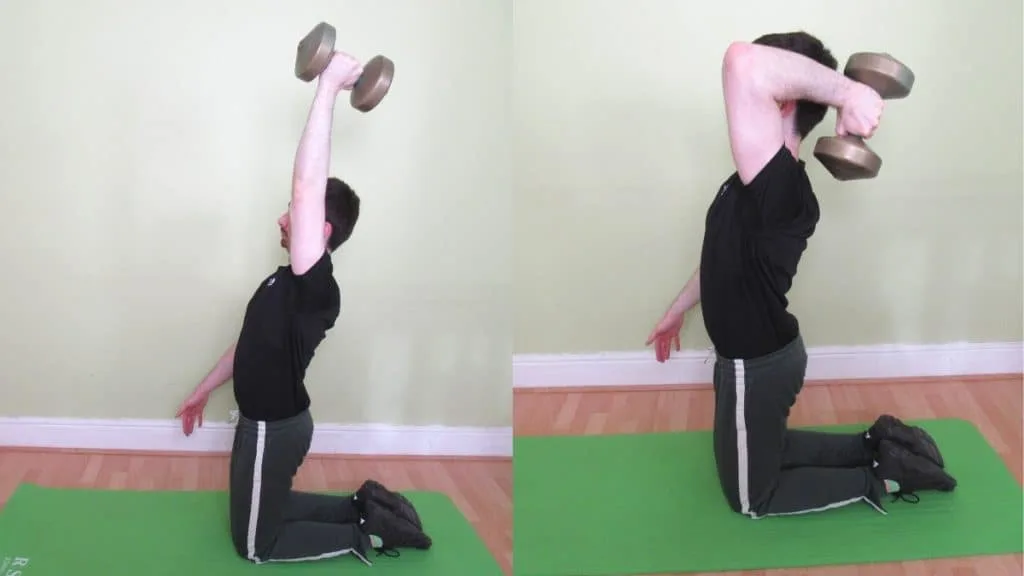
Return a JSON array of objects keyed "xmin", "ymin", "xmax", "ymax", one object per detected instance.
[
  {"xmin": 376, "ymin": 548, "xmax": 401, "ymax": 558},
  {"xmin": 890, "ymin": 491, "xmax": 920, "ymax": 504}
]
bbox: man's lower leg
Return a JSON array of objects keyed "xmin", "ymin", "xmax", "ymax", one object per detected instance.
[
  {"xmin": 781, "ymin": 429, "xmax": 874, "ymax": 469},
  {"xmin": 257, "ymin": 520, "xmax": 372, "ymax": 565},
  {"xmin": 747, "ymin": 465, "xmax": 884, "ymax": 517},
  {"xmin": 282, "ymin": 490, "xmax": 360, "ymax": 524}
]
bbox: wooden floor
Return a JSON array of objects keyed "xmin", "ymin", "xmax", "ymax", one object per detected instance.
[
  {"xmin": 0, "ymin": 450, "xmax": 512, "ymax": 574},
  {"xmin": 514, "ymin": 374, "xmax": 1024, "ymax": 576}
]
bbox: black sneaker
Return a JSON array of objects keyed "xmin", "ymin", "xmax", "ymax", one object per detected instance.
[
  {"xmin": 866, "ymin": 414, "xmax": 945, "ymax": 468},
  {"xmin": 356, "ymin": 479, "xmax": 424, "ymax": 531},
  {"xmin": 360, "ymin": 497, "xmax": 433, "ymax": 553},
  {"xmin": 873, "ymin": 439, "xmax": 957, "ymax": 500}
]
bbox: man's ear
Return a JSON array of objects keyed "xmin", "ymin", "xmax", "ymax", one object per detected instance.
[{"xmin": 323, "ymin": 221, "xmax": 333, "ymax": 243}]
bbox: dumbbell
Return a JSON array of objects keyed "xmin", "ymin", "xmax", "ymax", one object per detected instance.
[
  {"xmin": 812, "ymin": 52, "xmax": 915, "ymax": 181},
  {"xmin": 294, "ymin": 22, "xmax": 394, "ymax": 113}
]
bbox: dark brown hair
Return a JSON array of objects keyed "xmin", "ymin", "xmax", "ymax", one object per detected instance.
[{"xmin": 325, "ymin": 177, "xmax": 360, "ymax": 251}]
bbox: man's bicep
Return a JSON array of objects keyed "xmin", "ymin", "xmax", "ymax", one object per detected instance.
[
  {"xmin": 722, "ymin": 42, "xmax": 786, "ymax": 186},
  {"xmin": 288, "ymin": 184, "xmax": 327, "ymax": 276}
]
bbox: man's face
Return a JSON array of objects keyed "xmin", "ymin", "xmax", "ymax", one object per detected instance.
[
  {"xmin": 277, "ymin": 211, "xmax": 290, "ymax": 249},
  {"xmin": 278, "ymin": 207, "xmax": 333, "ymax": 251}
]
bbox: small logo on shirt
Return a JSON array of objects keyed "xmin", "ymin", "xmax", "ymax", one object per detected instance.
[
  {"xmin": 710, "ymin": 181, "xmax": 730, "ymax": 210},
  {"xmin": 266, "ymin": 277, "xmax": 276, "ymax": 287}
]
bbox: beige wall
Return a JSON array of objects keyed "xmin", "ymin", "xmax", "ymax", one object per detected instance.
[
  {"xmin": 0, "ymin": 0, "xmax": 512, "ymax": 426},
  {"xmin": 513, "ymin": 0, "xmax": 1023, "ymax": 354},
  {"xmin": 2, "ymin": 0, "xmax": 1020, "ymax": 425}
]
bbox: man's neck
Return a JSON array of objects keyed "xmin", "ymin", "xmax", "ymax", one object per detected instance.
[{"xmin": 784, "ymin": 135, "xmax": 802, "ymax": 160}]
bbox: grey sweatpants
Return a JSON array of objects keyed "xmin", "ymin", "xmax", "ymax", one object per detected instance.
[
  {"xmin": 711, "ymin": 334, "xmax": 886, "ymax": 518},
  {"xmin": 229, "ymin": 409, "xmax": 371, "ymax": 565}
]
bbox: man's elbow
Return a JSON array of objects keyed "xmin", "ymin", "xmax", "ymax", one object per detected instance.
[
  {"xmin": 722, "ymin": 41, "xmax": 763, "ymax": 87},
  {"xmin": 723, "ymin": 42, "xmax": 752, "ymax": 70}
]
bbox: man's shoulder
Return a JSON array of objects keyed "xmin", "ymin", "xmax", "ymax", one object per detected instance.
[
  {"xmin": 297, "ymin": 283, "xmax": 341, "ymax": 332},
  {"xmin": 745, "ymin": 147, "xmax": 817, "ymax": 201},
  {"xmin": 289, "ymin": 253, "xmax": 341, "ymax": 312},
  {"xmin": 734, "ymin": 145, "xmax": 818, "ymax": 232},
  {"xmin": 279, "ymin": 252, "xmax": 339, "ymax": 293}
]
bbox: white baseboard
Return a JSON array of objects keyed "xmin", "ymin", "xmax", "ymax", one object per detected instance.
[
  {"xmin": 4, "ymin": 342, "xmax": 1018, "ymax": 456},
  {"xmin": 512, "ymin": 341, "xmax": 1024, "ymax": 388},
  {"xmin": 0, "ymin": 417, "xmax": 513, "ymax": 458}
]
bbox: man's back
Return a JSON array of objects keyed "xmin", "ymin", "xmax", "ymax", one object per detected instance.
[
  {"xmin": 232, "ymin": 251, "xmax": 341, "ymax": 421},
  {"xmin": 699, "ymin": 145, "xmax": 820, "ymax": 360}
]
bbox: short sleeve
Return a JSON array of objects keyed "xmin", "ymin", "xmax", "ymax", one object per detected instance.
[
  {"xmin": 287, "ymin": 251, "xmax": 338, "ymax": 314},
  {"xmin": 744, "ymin": 146, "xmax": 813, "ymax": 232}
]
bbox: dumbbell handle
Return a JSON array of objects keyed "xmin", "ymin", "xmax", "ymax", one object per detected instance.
[
  {"xmin": 315, "ymin": 52, "xmax": 374, "ymax": 89},
  {"xmin": 295, "ymin": 22, "xmax": 393, "ymax": 112},
  {"xmin": 830, "ymin": 53, "xmax": 916, "ymax": 142}
]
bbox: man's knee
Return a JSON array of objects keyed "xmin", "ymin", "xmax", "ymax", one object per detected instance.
[
  {"xmin": 721, "ymin": 488, "xmax": 744, "ymax": 515},
  {"xmin": 231, "ymin": 542, "xmax": 250, "ymax": 562},
  {"xmin": 230, "ymin": 526, "xmax": 253, "ymax": 561},
  {"xmin": 713, "ymin": 471, "xmax": 744, "ymax": 514},
  {"xmin": 230, "ymin": 520, "xmax": 263, "ymax": 562}
]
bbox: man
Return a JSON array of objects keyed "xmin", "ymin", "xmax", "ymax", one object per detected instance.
[
  {"xmin": 646, "ymin": 31, "xmax": 957, "ymax": 518},
  {"xmin": 175, "ymin": 50, "xmax": 431, "ymax": 565}
]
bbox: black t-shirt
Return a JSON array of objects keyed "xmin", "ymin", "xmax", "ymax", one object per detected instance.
[
  {"xmin": 232, "ymin": 251, "xmax": 341, "ymax": 421},
  {"xmin": 699, "ymin": 146, "xmax": 820, "ymax": 360}
]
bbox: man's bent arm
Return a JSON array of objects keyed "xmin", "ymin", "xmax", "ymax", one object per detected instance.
[
  {"xmin": 721, "ymin": 41, "xmax": 855, "ymax": 184},
  {"xmin": 289, "ymin": 82, "xmax": 340, "ymax": 275}
]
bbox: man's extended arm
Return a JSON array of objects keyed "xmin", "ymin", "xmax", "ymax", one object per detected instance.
[
  {"xmin": 666, "ymin": 267, "xmax": 701, "ymax": 318},
  {"xmin": 194, "ymin": 341, "xmax": 236, "ymax": 397},
  {"xmin": 721, "ymin": 41, "xmax": 856, "ymax": 184},
  {"xmin": 288, "ymin": 83, "xmax": 338, "ymax": 276}
]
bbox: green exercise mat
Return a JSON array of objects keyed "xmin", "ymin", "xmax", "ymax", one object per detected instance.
[
  {"xmin": 0, "ymin": 484, "xmax": 502, "ymax": 575},
  {"xmin": 513, "ymin": 418, "xmax": 1023, "ymax": 576}
]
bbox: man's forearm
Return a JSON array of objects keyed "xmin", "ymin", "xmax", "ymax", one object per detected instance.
[
  {"xmin": 731, "ymin": 42, "xmax": 854, "ymax": 109},
  {"xmin": 291, "ymin": 83, "xmax": 340, "ymax": 197},
  {"xmin": 197, "ymin": 342, "xmax": 236, "ymax": 395},
  {"xmin": 668, "ymin": 267, "xmax": 701, "ymax": 316}
]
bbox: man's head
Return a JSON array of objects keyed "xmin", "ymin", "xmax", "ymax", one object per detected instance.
[
  {"xmin": 753, "ymin": 31, "xmax": 838, "ymax": 140},
  {"xmin": 278, "ymin": 177, "xmax": 361, "ymax": 252}
]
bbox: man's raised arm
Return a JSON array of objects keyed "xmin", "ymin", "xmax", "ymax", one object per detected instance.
[
  {"xmin": 720, "ymin": 41, "xmax": 853, "ymax": 184},
  {"xmin": 288, "ymin": 52, "xmax": 363, "ymax": 275}
]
